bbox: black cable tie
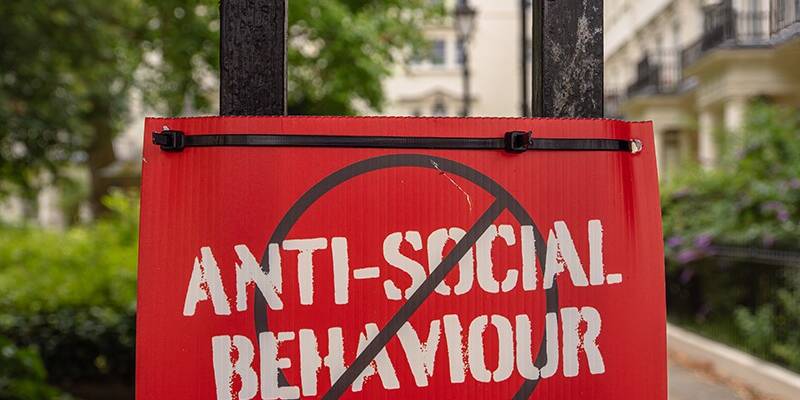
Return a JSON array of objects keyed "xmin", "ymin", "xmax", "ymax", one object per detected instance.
[
  {"xmin": 152, "ymin": 130, "xmax": 185, "ymax": 152},
  {"xmin": 504, "ymin": 131, "xmax": 532, "ymax": 153},
  {"xmin": 151, "ymin": 129, "xmax": 641, "ymax": 155}
]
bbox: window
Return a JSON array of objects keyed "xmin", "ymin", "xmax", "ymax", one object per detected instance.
[
  {"xmin": 408, "ymin": 38, "xmax": 452, "ymax": 68},
  {"xmin": 432, "ymin": 98, "xmax": 447, "ymax": 116},
  {"xmin": 430, "ymin": 39, "xmax": 446, "ymax": 66},
  {"xmin": 663, "ymin": 130, "xmax": 682, "ymax": 180}
]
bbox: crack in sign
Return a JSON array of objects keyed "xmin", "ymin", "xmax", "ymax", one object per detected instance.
[{"xmin": 430, "ymin": 159, "xmax": 473, "ymax": 213}]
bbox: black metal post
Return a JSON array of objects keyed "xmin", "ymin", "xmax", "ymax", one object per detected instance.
[
  {"xmin": 531, "ymin": 0, "xmax": 604, "ymax": 118},
  {"xmin": 220, "ymin": 0, "xmax": 287, "ymax": 116},
  {"xmin": 520, "ymin": 0, "xmax": 530, "ymax": 117}
]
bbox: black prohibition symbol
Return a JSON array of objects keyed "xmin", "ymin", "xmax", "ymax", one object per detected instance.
[{"xmin": 253, "ymin": 154, "xmax": 558, "ymax": 399}]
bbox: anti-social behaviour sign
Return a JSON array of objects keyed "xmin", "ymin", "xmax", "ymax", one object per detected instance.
[{"xmin": 137, "ymin": 116, "xmax": 667, "ymax": 399}]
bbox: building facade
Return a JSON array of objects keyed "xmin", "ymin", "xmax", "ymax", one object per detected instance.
[
  {"xmin": 605, "ymin": 0, "xmax": 800, "ymax": 179},
  {"xmin": 374, "ymin": 0, "xmax": 530, "ymax": 118}
]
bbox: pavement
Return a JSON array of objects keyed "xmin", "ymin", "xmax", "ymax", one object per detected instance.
[{"xmin": 669, "ymin": 359, "xmax": 747, "ymax": 400}]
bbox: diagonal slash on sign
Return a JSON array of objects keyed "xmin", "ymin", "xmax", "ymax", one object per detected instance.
[
  {"xmin": 256, "ymin": 154, "xmax": 555, "ymax": 399},
  {"xmin": 321, "ymin": 199, "xmax": 508, "ymax": 399}
]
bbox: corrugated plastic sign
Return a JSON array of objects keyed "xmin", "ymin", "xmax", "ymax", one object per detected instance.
[{"xmin": 137, "ymin": 116, "xmax": 666, "ymax": 399}]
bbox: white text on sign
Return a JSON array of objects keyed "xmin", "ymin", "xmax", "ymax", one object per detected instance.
[{"xmin": 181, "ymin": 219, "xmax": 622, "ymax": 399}]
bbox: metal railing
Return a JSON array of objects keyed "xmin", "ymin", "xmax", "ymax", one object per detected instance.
[
  {"xmin": 712, "ymin": 245, "xmax": 800, "ymax": 267},
  {"xmin": 627, "ymin": 51, "xmax": 681, "ymax": 98},
  {"xmin": 681, "ymin": 0, "xmax": 771, "ymax": 70},
  {"xmin": 615, "ymin": 0, "xmax": 798, "ymax": 109},
  {"xmin": 771, "ymin": 0, "xmax": 800, "ymax": 38}
]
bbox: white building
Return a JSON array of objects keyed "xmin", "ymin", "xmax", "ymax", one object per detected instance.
[
  {"xmin": 605, "ymin": 0, "xmax": 800, "ymax": 179},
  {"xmin": 376, "ymin": 0, "xmax": 530, "ymax": 118}
]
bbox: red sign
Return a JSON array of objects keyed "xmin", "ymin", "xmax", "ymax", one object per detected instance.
[{"xmin": 137, "ymin": 116, "xmax": 666, "ymax": 399}]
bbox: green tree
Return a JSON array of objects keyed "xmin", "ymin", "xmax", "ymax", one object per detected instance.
[
  {"xmin": 1, "ymin": 0, "xmax": 437, "ymax": 214},
  {"xmin": 286, "ymin": 0, "xmax": 438, "ymax": 114}
]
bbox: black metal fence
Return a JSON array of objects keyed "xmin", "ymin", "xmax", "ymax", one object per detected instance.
[
  {"xmin": 666, "ymin": 244, "xmax": 800, "ymax": 369},
  {"xmin": 610, "ymin": 0, "xmax": 799, "ymax": 112},
  {"xmin": 771, "ymin": 0, "xmax": 800, "ymax": 36},
  {"xmin": 627, "ymin": 51, "xmax": 681, "ymax": 98},
  {"xmin": 681, "ymin": 0, "xmax": 771, "ymax": 71}
]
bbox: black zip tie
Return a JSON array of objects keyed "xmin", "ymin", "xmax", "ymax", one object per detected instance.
[{"xmin": 152, "ymin": 130, "xmax": 643, "ymax": 154}]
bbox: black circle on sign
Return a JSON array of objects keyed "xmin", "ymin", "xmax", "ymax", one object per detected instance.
[{"xmin": 255, "ymin": 154, "xmax": 557, "ymax": 399}]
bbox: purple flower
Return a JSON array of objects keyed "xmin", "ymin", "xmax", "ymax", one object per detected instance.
[
  {"xmin": 789, "ymin": 179, "xmax": 800, "ymax": 190},
  {"xmin": 778, "ymin": 209, "xmax": 791, "ymax": 223},
  {"xmin": 762, "ymin": 201, "xmax": 782, "ymax": 212},
  {"xmin": 694, "ymin": 233, "xmax": 713, "ymax": 249},
  {"xmin": 676, "ymin": 249, "xmax": 700, "ymax": 264},
  {"xmin": 761, "ymin": 201, "xmax": 792, "ymax": 223},
  {"xmin": 667, "ymin": 236, "xmax": 684, "ymax": 248},
  {"xmin": 762, "ymin": 201, "xmax": 791, "ymax": 222}
]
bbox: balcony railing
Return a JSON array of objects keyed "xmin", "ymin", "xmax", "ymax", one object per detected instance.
[
  {"xmin": 627, "ymin": 51, "xmax": 681, "ymax": 98},
  {"xmin": 613, "ymin": 1, "xmax": 797, "ymax": 110},
  {"xmin": 681, "ymin": 0, "xmax": 770, "ymax": 70},
  {"xmin": 771, "ymin": 0, "xmax": 800, "ymax": 39}
]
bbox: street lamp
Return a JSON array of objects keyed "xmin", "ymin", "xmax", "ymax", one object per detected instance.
[{"xmin": 454, "ymin": 0, "xmax": 477, "ymax": 117}]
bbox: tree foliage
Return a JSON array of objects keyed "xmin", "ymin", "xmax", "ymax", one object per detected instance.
[
  {"xmin": 286, "ymin": 0, "xmax": 438, "ymax": 114},
  {"xmin": 1, "ymin": 0, "xmax": 436, "ymax": 206}
]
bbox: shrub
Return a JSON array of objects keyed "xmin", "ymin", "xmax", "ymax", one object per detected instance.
[
  {"xmin": 661, "ymin": 102, "xmax": 800, "ymax": 371},
  {"xmin": 735, "ymin": 285, "xmax": 800, "ymax": 371},
  {"xmin": 0, "ymin": 335, "xmax": 67, "ymax": 400},
  {"xmin": 662, "ymin": 103, "xmax": 800, "ymax": 256},
  {"xmin": 0, "ymin": 191, "xmax": 138, "ymax": 386}
]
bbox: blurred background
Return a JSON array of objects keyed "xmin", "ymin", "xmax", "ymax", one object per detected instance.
[{"xmin": 1, "ymin": 0, "xmax": 799, "ymax": 399}]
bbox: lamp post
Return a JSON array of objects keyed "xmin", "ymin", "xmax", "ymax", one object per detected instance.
[{"xmin": 454, "ymin": 0, "xmax": 477, "ymax": 117}]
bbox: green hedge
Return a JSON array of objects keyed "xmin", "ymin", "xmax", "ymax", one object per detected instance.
[
  {"xmin": 662, "ymin": 102, "xmax": 800, "ymax": 371},
  {"xmin": 0, "ymin": 335, "xmax": 68, "ymax": 400},
  {"xmin": 0, "ymin": 193, "xmax": 138, "ymax": 386}
]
